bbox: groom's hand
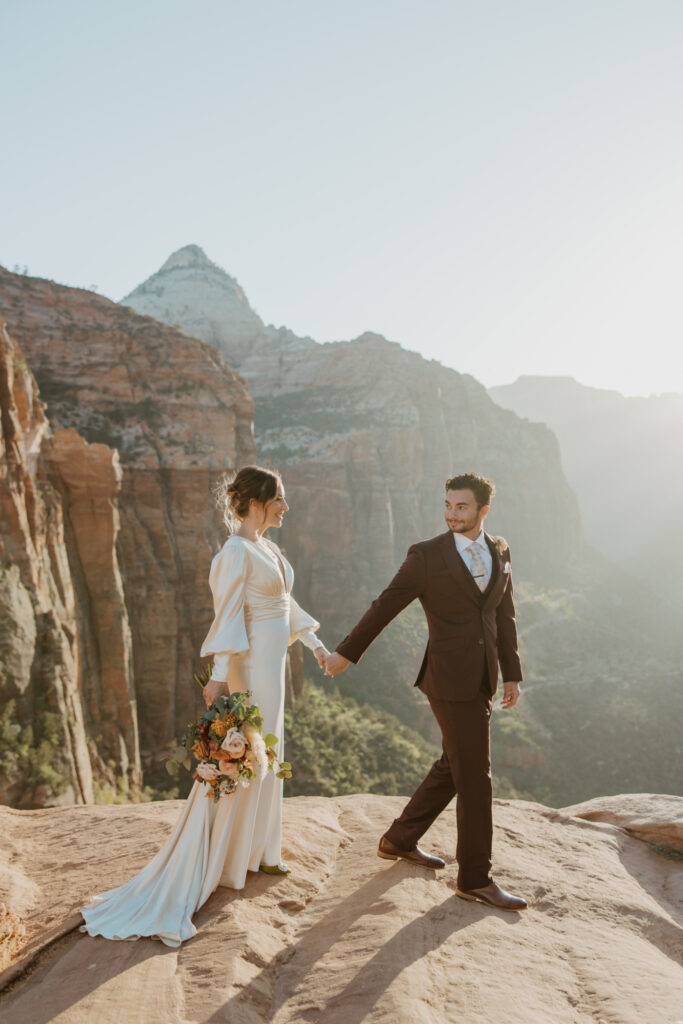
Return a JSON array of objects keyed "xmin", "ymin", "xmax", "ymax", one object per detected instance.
[
  {"xmin": 501, "ymin": 681, "xmax": 521, "ymax": 709},
  {"xmin": 325, "ymin": 652, "xmax": 350, "ymax": 677}
]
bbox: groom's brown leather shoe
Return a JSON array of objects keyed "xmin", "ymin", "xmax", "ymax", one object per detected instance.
[
  {"xmin": 378, "ymin": 836, "xmax": 445, "ymax": 869},
  {"xmin": 456, "ymin": 880, "xmax": 527, "ymax": 912}
]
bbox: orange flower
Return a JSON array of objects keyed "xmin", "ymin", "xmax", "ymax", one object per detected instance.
[
  {"xmin": 192, "ymin": 740, "xmax": 209, "ymax": 761},
  {"xmin": 211, "ymin": 719, "xmax": 229, "ymax": 738}
]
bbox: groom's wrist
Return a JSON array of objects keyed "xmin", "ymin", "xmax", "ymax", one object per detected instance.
[{"xmin": 334, "ymin": 644, "xmax": 357, "ymax": 665}]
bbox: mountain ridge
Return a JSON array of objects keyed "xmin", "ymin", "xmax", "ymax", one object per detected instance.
[{"xmin": 489, "ymin": 373, "xmax": 683, "ymax": 606}]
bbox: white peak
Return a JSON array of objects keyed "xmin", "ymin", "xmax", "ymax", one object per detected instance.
[{"xmin": 159, "ymin": 245, "xmax": 214, "ymax": 273}]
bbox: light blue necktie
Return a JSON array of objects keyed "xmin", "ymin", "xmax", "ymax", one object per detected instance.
[{"xmin": 466, "ymin": 542, "xmax": 489, "ymax": 591}]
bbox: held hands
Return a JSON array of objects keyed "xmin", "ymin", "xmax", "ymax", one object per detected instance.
[
  {"xmin": 323, "ymin": 651, "xmax": 350, "ymax": 677},
  {"xmin": 312, "ymin": 646, "xmax": 350, "ymax": 677},
  {"xmin": 500, "ymin": 681, "xmax": 521, "ymax": 710}
]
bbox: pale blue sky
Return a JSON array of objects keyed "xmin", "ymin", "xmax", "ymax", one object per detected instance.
[{"xmin": 2, "ymin": 0, "xmax": 682, "ymax": 396}]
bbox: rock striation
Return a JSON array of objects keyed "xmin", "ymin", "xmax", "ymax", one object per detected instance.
[
  {"xmin": 1, "ymin": 793, "xmax": 681, "ymax": 1022},
  {"xmin": 0, "ymin": 317, "xmax": 112, "ymax": 807},
  {"xmin": 0, "ymin": 266, "xmax": 256, "ymax": 784},
  {"xmin": 48, "ymin": 428, "xmax": 139, "ymax": 785}
]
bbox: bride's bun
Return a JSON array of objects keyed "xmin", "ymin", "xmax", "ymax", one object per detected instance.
[{"xmin": 216, "ymin": 465, "xmax": 281, "ymax": 530}]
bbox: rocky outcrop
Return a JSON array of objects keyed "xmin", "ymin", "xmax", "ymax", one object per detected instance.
[
  {"xmin": 1, "ymin": 793, "xmax": 682, "ymax": 1022},
  {"xmin": 0, "ymin": 266, "xmax": 256, "ymax": 781},
  {"xmin": 0, "ymin": 318, "xmax": 95, "ymax": 806},
  {"xmin": 48, "ymin": 429, "xmax": 139, "ymax": 784},
  {"xmin": 562, "ymin": 793, "xmax": 683, "ymax": 852}
]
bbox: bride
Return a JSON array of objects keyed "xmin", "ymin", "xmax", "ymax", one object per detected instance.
[{"xmin": 81, "ymin": 465, "xmax": 329, "ymax": 946}]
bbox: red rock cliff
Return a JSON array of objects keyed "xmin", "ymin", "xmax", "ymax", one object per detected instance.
[
  {"xmin": 0, "ymin": 317, "xmax": 100, "ymax": 805},
  {"xmin": 0, "ymin": 268, "xmax": 255, "ymax": 785}
]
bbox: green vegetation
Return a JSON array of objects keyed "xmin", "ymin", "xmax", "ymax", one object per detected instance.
[
  {"xmin": 313, "ymin": 562, "xmax": 682, "ymax": 808},
  {"xmin": 0, "ymin": 699, "xmax": 71, "ymax": 802},
  {"xmin": 502, "ymin": 576, "xmax": 683, "ymax": 806},
  {"xmin": 649, "ymin": 843, "xmax": 683, "ymax": 862},
  {"xmin": 255, "ymin": 389, "xmax": 381, "ymax": 436},
  {"xmin": 93, "ymin": 772, "xmax": 179, "ymax": 804},
  {"xmin": 108, "ymin": 397, "xmax": 162, "ymax": 427},
  {"xmin": 283, "ymin": 680, "xmax": 440, "ymax": 797}
]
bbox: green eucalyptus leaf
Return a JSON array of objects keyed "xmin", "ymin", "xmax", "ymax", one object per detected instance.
[{"xmin": 264, "ymin": 734, "xmax": 279, "ymax": 748}]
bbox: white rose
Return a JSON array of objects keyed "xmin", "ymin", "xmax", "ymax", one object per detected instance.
[
  {"xmin": 196, "ymin": 761, "xmax": 221, "ymax": 782},
  {"xmin": 221, "ymin": 728, "xmax": 247, "ymax": 759}
]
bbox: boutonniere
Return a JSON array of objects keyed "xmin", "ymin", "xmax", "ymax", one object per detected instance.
[{"xmin": 492, "ymin": 535, "xmax": 512, "ymax": 573}]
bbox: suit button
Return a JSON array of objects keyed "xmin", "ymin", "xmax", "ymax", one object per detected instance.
[{"xmin": 478, "ymin": 639, "xmax": 485, "ymax": 645}]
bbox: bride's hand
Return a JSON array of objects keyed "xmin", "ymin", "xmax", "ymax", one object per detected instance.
[
  {"xmin": 313, "ymin": 645, "xmax": 329, "ymax": 669},
  {"xmin": 203, "ymin": 678, "xmax": 229, "ymax": 708},
  {"xmin": 324, "ymin": 652, "xmax": 350, "ymax": 677}
]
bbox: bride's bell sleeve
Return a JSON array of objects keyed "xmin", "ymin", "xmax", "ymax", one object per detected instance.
[
  {"xmin": 200, "ymin": 539, "xmax": 250, "ymax": 682},
  {"xmin": 289, "ymin": 595, "xmax": 321, "ymax": 651}
]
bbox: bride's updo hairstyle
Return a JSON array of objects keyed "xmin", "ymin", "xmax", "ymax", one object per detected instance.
[{"xmin": 216, "ymin": 465, "xmax": 281, "ymax": 532}]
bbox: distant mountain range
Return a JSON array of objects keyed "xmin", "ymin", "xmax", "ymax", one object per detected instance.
[{"xmin": 489, "ymin": 375, "xmax": 683, "ymax": 609}]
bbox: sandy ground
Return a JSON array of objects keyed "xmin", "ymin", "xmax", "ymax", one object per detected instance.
[{"xmin": 0, "ymin": 793, "xmax": 681, "ymax": 1024}]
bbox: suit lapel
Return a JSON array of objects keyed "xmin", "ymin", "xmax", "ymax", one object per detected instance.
[
  {"xmin": 440, "ymin": 531, "xmax": 484, "ymax": 603},
  {"xmin": 482, "ymin": 532, "xmax": 504, "ymax": 605}
]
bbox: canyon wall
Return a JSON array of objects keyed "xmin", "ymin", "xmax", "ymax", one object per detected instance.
[
  {"xmin": 0, "ymin": 267, "xmax": 255, "ymax": 788},
  {"xmin": 0, "ymin": 316, "xmax": 132, "ymax": 806}
]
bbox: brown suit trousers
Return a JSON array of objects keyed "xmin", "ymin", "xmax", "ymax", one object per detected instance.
[{"xmin": 385, "ymin": 672, "xmax": 494, "ymax": 889}]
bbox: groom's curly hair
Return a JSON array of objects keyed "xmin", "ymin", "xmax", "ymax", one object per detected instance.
[{"xmin": 445, "ymin": 472, "xmax": 496, "ymax": 509}]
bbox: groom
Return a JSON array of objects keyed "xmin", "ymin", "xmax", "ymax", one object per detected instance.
[{"xmin": 325, "ymin": 473, "xmax": 527, "ymax": 911}]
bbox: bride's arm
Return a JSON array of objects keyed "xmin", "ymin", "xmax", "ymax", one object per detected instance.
[
  {"xmin": 200, "ymin": 539, "xmax": 250, "ymax": 706},
  {"xmin": 289, "ymin": 595, "xmax": 328, "ymax": 665}
]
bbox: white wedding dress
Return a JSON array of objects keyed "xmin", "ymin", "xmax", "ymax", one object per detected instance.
[{"xmin": 80, "ymin": 534, "xmax": 320, "ymax": 947}]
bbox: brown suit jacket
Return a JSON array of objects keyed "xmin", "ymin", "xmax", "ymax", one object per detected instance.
[{"xmin": 336, "ymin": 530, "xmax": 523, "ymax": 701}]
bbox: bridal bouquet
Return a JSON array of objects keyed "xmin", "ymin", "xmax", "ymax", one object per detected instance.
[{"xmin": 167, "ymin": 676, "xmax": 292, "ymax": 802}]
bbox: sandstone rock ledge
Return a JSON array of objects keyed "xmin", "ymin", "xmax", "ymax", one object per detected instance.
[{"xmin": 0, "ymin": 794, "xmax": 681, "ymax": 1024}]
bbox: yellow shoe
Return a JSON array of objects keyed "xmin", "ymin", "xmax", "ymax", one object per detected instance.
[{"xmin": 259, "ymin": 862, "xmax": 291, "ymax": 875}]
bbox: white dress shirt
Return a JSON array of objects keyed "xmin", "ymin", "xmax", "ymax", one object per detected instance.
[{"xmin": 454, "ymin": 528, "xmax": 493, "ymax": 582}]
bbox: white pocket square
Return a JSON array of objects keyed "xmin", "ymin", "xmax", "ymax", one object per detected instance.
[{"xmin": 503, "ymin": 562, "xmax": 512, "ymax": 574}]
